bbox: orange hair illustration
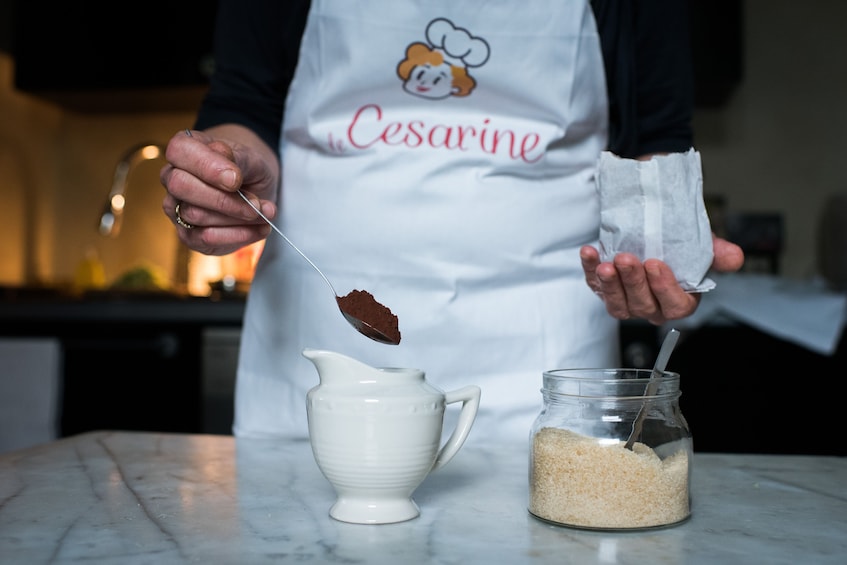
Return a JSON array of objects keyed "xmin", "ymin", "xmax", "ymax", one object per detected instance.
[{"xmin": 397, "ymin": 42, "xmax": 476, "ymax": 97}]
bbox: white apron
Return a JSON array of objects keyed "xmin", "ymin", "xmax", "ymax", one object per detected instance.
[{"xmin": 234, "ymin": 0, "xmax": 619, "ymax": 445}]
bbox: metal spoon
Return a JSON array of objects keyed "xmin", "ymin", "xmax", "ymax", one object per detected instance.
[
  {"xmin": 624, "ymin": 328, "xmax": 680, "ymax": 450},
  {"xmin": 237, "ymin": 190, "xmax": 399, "ymax": 345}
]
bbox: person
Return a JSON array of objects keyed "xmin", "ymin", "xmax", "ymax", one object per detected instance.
[{"xmin": 160, "ymin": 0, "xmax": 745, "ymax": 445}]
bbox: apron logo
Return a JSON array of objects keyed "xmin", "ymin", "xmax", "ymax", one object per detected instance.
[
  {"xmin": 327, "ymin": 18, "xmax": 543, "ymax": 163},
  {"xmin": 397, "ymin": 18, "xmax": 490, "ymax": 100}
]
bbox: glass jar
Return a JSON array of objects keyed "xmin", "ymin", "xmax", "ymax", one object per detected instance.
[{"xmin": 528, "ymin": 368, "xmax": 692, "ymax": 531}]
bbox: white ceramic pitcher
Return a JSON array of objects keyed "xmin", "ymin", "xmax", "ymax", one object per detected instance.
[{"xmin": 303, "ymin": 348, "xmax": 481, "ymax": 524}]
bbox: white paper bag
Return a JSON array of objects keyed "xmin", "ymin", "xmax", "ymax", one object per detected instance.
[{"xmin": 597, "ymin": 149, "xmax": 715, "ymax": 292}]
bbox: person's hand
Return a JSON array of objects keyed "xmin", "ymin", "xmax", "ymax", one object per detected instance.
[
  {"xmin": 159, "ymin": 126, "xmax": 280, "ymax": 256},
  {"xmin": 580, "ymin": 235, "xmax": 745, "ymax": 325}
]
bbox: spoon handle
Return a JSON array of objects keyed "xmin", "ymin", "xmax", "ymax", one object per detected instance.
[
  {"xmin": 624, "ymin": 328, "xmax": 680, "ymax": 450},
  {"xmin": 237, "ymin": 190, "xmax": 338, "ymax": 297}
]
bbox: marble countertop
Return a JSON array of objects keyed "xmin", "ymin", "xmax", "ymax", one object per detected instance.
[{"xmin": 1, "ymin": 431, "xmax": 844, "ymax": 564}]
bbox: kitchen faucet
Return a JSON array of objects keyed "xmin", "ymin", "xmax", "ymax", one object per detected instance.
[
  {"xmin": 98, "ymin": 142, "xmax": 165, "ymax": 237},
  {"xmin": 97, "ymin": 142, "xmax": 191, "ymax": 291}
]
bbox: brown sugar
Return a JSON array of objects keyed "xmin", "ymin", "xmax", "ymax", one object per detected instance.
[
  {"xmin": 336, "ymin": 289, "xmax": 401, "ymax": 345},
  {"xmin": 529, "ymin": 427, "xmax": 689, "ymax": 529}
]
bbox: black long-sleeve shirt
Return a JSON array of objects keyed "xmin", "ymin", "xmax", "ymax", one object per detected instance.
[{"xmin": 195, "ymin": 0, "xmax": 694, "ymax": 159}]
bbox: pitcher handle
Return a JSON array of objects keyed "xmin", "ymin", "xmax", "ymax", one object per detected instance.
[{"xmin": 431, "ymin": 385, "xmax": 481, "ymax": 472}]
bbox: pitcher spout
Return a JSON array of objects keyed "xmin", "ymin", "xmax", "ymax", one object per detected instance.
[{"xmin": 302, "ymin": 348, "xmax": 383, "ymax": 384}]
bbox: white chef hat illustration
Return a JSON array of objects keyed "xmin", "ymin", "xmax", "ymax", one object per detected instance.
[{"xmin": 425, "ymin": 18, "xmax": 491, "ymax": 69}]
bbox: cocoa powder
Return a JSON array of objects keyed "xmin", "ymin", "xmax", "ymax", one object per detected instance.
[{"xmin": 337, "ymin": 289, "xmax": 401, "ymax": 344}]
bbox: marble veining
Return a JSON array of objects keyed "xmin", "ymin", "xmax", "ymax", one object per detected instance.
[{"xmin": 1, "ymin": 431, "xmax": 845, "ymax": 564}]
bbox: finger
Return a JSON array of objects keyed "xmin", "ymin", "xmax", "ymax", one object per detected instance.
[
  {"xmin": 182, "ymin": 231, "xmax": 264, "ymax": 257},
  {"xmin": 192, "ymin": 224, "xmax": 270, "ymax": 256},
  {"xmin": 594, "ymin": 261, "xmax": 631, "ymax": 319},
  {"xmin": 164, "ymin": 191, "xmax": 270, "ymax": 255},
  {"xmin": 162, "ymin": 145, "xmax": 266, "ymax": 224},
  {"xmin": 208, "ymin": 139, "xmax": 236, "ymax": 160},
  {"xmin": 579, "ymin": 245, "xmax": 631, "ymax": 311},
  {"xmin": 168, "ymin": 196, "xmax": 273, "ymax": 231},
  {"xmin": 175, "ymin": 135, "xmax": 274, "ymax": 223},
  {"xmin": 579, "ymin": 246, "xmax": 602, "ymax": 293},
  {"xmin": 711, "ymin": 236, "xmax": 746, "ymax": 272},
  {"xmin": 643, "ymin": 259, "xmax": 701, "ymax": 322},
  {"xmin": 165, "ymin": 130, "xmax": 242, "ymax": 193},
  {"xmin": 613, "ymin": 254, "xmax": 660, "ymax": 319},
  {"xmin": 162, "ymin": 193, "xmax": 180, "ymax": 224},
  {"xmin": 169, "ymin": 210, "xmax": 269, "ymax": 257}
]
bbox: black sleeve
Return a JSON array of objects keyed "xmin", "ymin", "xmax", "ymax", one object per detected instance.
[
  {"xmin": 591, "ymin": 0, "xmax": 695, "ymax": 158},
  {"xmin": 193, "ymin": 0, "xmax": 310, "ymax": 153}
]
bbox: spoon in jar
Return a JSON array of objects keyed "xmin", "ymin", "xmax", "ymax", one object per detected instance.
[
  {"xmin": 624, "ymin": 328, "xmax": 680, "ymax": 450},
  {"xmin": 236, "ymin": 190, "xmax": 400, "ymax": 345}
]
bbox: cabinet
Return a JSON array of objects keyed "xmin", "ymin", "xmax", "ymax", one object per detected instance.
[
  {"xmin": 0, "ymin": 293, "xmax": 245, "ymax": 439},
  {"xmin": 0, "ymin": 338, "xmax": 61, "ymax": 453},
  {"xmin": 57, "ymin": 321, "xmax": 204, "ymax": 436},
  {"xmin": 10, "ymin": 1, "xmax": 217, "ymax": 111},
  {"xmin": 2, "ymin": 318, "xmax": 213, "ymax": 437},
  {"xmin": 620, "ymin": 320, "xmax": 846, "ymax": 456},
  {"xmin": 201, "ymin": 327, "xmax": 241, "ymax": 435}
]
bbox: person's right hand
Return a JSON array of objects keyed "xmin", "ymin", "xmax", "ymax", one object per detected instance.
[{"xmin": 159, "ymin": 125, "xmax": 280, "ymax": 256}]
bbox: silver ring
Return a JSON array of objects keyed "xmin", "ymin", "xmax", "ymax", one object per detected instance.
[{"xmin": 175, "ymin": 202, "xmax": 194, "ymax": 229}]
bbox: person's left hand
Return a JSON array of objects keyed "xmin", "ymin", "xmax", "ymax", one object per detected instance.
[{"xmin": 580, "ymin": 235, "xmax": 745, "ymax": 325}]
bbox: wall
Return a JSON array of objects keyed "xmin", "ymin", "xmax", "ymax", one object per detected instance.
[
  {"xmin": 693, "ymin": 1, "xmax": 847, "ymax": 280},
  {"xmin": 0, "ymin": 51, "xmax": 203, "ymax": 289},
  {"xmin": 1, "ymin": 1, "xmax": 845, "ymax": 288}
]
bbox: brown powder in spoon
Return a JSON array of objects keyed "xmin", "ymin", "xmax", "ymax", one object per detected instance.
[{"xmin": 337, "ymin": 289, "xmax": 401, "ymax": 344}]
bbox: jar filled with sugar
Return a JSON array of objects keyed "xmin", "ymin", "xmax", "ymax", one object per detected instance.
[{"xmin": 528, "ymin": 368, "xmax": 693, "ymax": 530}]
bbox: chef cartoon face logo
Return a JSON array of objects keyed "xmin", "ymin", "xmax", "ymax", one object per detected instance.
[{"xmin": 397, "ymin": 18, "xmax": 490, "ymax": 99}]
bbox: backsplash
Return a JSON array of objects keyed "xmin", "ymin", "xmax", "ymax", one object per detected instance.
[{"xmin": 0, "ymin": 53, "xmax": 210, "ymax": 291}]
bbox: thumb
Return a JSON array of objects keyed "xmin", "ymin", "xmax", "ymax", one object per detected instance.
[{"xmin": 711, "ymin": 236, "xmax": 746, "ymax": 273}]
